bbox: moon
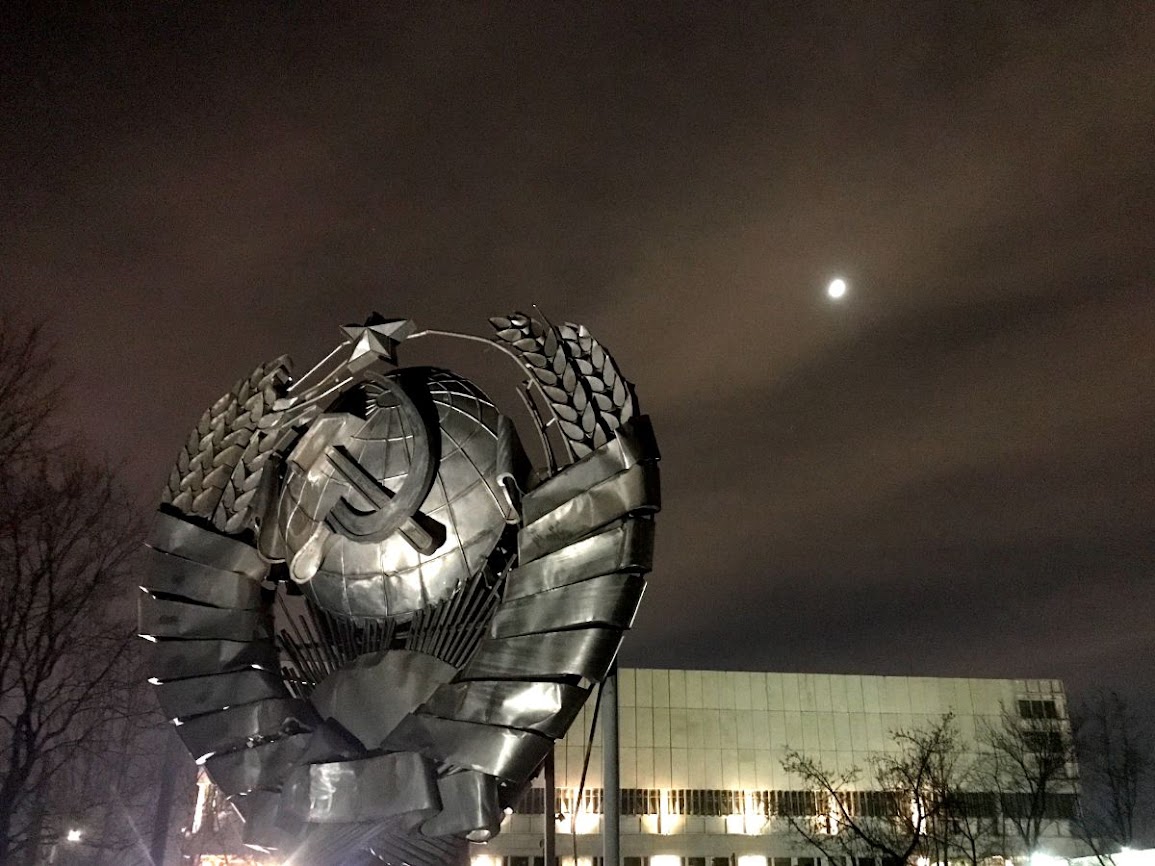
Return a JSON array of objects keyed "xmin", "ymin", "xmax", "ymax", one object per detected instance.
[{"xmin": 826, "ymin": 277, "xmax": 848, "ymax": 300}]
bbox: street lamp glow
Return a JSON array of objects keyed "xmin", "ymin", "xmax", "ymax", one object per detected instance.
[
  {"xmin": 826, "ymin": 278, "xmax": 848, "ymax": 300},
  {"xmin": 66, "ymin": 829, "xmax": 83, "ymax": 843}
]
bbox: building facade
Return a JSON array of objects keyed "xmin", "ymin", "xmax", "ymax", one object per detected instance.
[{"xmin": 476, "ymin": 669, "xmax": 1080, "ymax": 866}]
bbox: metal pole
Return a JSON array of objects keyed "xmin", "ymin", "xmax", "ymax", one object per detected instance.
[
  {"xmin": 544, "ymin": 747, "xmax": 556, "ymax": 866},
  {"xmin": 149, "ymin": 733, "xmax": 181, "ymax": 866},
  {"xmin": 602, "ymin": 664, "xmax": 620, "ymax": 866}
]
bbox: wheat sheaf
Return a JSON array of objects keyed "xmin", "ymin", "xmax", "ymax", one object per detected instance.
[
  {"xmin": 490, "ymin": 312, "xmax": 638, "ymax": 459},
  {"xmin": 162, "ymin": 355, "xmax": 291, "ymax": 534}
]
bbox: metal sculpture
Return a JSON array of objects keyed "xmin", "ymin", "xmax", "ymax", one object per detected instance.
[{"xmin": 138, "ymin": 313, "xmax": 660, "ymax": 866}]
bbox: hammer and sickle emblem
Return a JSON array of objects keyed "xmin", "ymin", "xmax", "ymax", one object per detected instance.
[{"xmin": 323, "ymin": 374, "xmax": 445, "ymax": 554}]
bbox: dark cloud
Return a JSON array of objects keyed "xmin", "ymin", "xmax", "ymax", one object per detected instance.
[{"xmin": 2, "ymin": 2, "xmax": 1153, "ymax": 725}]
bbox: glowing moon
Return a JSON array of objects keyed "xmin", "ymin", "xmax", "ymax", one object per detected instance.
[{"xmin": 826, "ymin": 278, "xmax": 847, "ymax": 300}]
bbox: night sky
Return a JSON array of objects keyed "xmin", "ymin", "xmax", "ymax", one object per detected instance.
[{"xmin": 3, "ymin": 5, "xmax": 1153, "ymax": 719}]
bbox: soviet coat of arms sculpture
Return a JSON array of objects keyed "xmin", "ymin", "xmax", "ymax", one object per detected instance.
[{"xmin": 138, "ymin": 313, "xmax": 660, "ymax": 866}]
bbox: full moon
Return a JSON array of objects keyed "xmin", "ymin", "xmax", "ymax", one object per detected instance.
[{"xmin": 826, "ymin": 278, "xmax": 848, "ymax": 300}]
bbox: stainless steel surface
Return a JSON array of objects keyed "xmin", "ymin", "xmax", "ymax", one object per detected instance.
[
  {"xmin": 281, "ymin": 752, "xmax": 440, "ymax": 823},
  {"xmin": 489, "ymin": 572, "xmax": 646, "ymax": 638},
  {"xmin": 147, "ymin": 510, "xmax": 268, "ymax": 577},
  {"xmin": 149, "ymin": 637, "xmax": 279, "ymax": 680},
  {"xmin": 419, "ymin": 770, "xmax": 501, "ymax": 840},
  {"xmin": 489, "ymin": 315, "xmax": 639, "ymax": 460},
  {"xmin": 203, "ymin": 732, "xmax": 313, "ymax": 794},
  {"xmin": 503, "ymin": 518, "xmax": 654, "ymax": 600},
  {"xmin": 281, "ymin": 369, "xmax": 516, "ymax": 617},
  {"xmin": 384, "ymin": 714, "xmax": 554, "ymax": 781},
  {"xmin": 518, "ymin": 461, "xmax": 660, "ymax": 564},
  {"xmin": 154, "ymin": 669, "xmax": 287, "ymax": 720},
  {"xmin": 309, "ymin": 649, "xmax": 456, "ymax": 748},
  {"xmin": 419, "ymin": 679, "xmax": 588, "ymax": 738},
  {"xmin": 464, "ymin": 627, "xmax": 624, "ymax": 682},
  {"xmin": 230, "ymin": 789, "xmax": 297, "ymax": 851},
  {"xmin": 174, "ymin": 697, "xmax": 318, "ymax": 762},
  {"xmin": 138, "ymin": 592, "xmax": 273, "ymax": 642},
  {"xmin": 141, "ymin": 547, "xmax": 263, "ymax": 609},
  {"xmin": 520, "ymin": 417, "xmax": 657, "ymax": 524},
  {"xmin": 142, "ymin": 312, "xmax": 660, "ymax": 865}
]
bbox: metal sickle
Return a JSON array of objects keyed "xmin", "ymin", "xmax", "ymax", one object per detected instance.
[{"xmin": 323, "ymin": 373, "xmax": 442, "ymax": 551}]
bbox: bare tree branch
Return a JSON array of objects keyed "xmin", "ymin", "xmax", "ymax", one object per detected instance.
[{"xmin": 0, "ymin": 312, "xmax": 165, "ymax": 865}]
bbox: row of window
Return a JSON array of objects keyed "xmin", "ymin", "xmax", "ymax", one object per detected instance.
[
  {"xmin": 1017, "ymin": 699, "xmax": 1060, "ymax": 720},
  {"xmin": 511, "ymin": 788, "xmax": 1077, "ymax": 821}
]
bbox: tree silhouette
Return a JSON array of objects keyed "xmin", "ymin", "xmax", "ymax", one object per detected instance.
[{"xmin": 0, "ymin": 314, "xmax": 151, "ymax": 865}]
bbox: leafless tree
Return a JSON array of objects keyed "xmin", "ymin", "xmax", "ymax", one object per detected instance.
[
  {"xmin": 0, "ymin": 314, "xmax": 150, "ymax": 865},
  {"xmin": 781, "ymin": 714, "xmax": 972, "ymax": 866},
  {"xmin": 1073, "ymin": 690, "xmax": 1152, "ymax": 853},
  {"xmin": 980, "ymin": 703, "xmax": 1080, "ymax": 857},
  {"xmin": 0, "ymin": 320, "xmax": 57, "ymax": 470}
]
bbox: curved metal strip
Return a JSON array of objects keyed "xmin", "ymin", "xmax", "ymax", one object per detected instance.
[
  {"xmin": 149, "ymin": 638, "xmax": 279, "ymax": 681},
  {"xmin": 143, "ymin": 547, "xmax": 263, "ymax": 609},
  {"xmin": 281, "ymin": 751, "xmax": 441, "ymax": 823},
  {"xmin": 384, "ymin": 715, "xmax": 553, "ymax": 781},
  {"xmin": 138, "ymin": 592, "xmax": 273, "ymax": 641},
  {"xmin": 368, "ymin": 828, "xmax": 468, "ymax": 866},
  {"xmin": 490, "ymin": 572, "xmax": 646, "ymax": 639},
  {"xmin": 148, "ymin": 510, "xmax": 268, "ymax": 578},
  {"xmin": 420, "ymin": 770, "xmax": 501, "ymax": 840},
  {"xmin": 204, "ymin": 732, "xmax": 313, "ymax": 795},
  {"xmin": 325, "ymin": 374, "xmax": 439, "ymax": 543},
  {"xmin": 464, "ymin": 627, "xmax": 623, "ymax": 683},
  {"xmin": 310, "ymin": 650, "xmax": 456, "ymax": 750},
  {"xmin": 174, "ymin": 698, "xmax": 318, "ymax": 762},
  {"xmin": 155, "ymin": 669, "xmax": 287, "ymax": 720},
  {"xmin": 420, "ymin": 680, "xmax": 588, "ymax": 738},
  {"xmin": 521, "ymin": 416, "xmax": 657, "ymax": 523},
  {"xmin": 518, "ymin": 461, "xmax": 660, "ymax": 564},
  {"xmin": 231, "ymin": 789, "xmax": 300, "ymax": 852},
  {"xmin": 504, "ymin": 518, "xmax": 654, "ymax": 601},
  {"xmin": 297, "ymin": 719, "xmax": 367, "ymax": 765}
]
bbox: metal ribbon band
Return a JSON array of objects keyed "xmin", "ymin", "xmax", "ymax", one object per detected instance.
[
  {"xmin": 203, "ymin": 732, "xmax": 314, "ymax": 795},
  {"xmin": 309, "ymin": 650, "xmax": 457, "ymax": 749},
  {"xmin": 138, "ymin": 592, "xmax": 273, "ymax": 642},
  {"xmin": 419, "ymin": 680, "xmax": 589, "ymax": 738},
  {"xmin": 174, "ymin": 698, "xmax": 318, "ymax": 763},
  {"xmin": 147, "ymin": 510, "xmax": 268, "ymax": 578},
  {"xmin": 518, "ymin": 460, "xmax": 660, "ymax": 564},
  {"xmin": 385, "ymin": 714, "xmax": 554, "ymax": 781},
  {"xmin": 464, "ymin": 627, "xmax": 625, "ymax": 683},
  {"xmin": 489, "ymin": 572, "xmax": 646, "ymax": 638},
  {"xmin": 281, "ymin": 752, "xmax": 441, "ymax": 823},
  {"xmin": 142, "ymin": 546, "xmax": 264, "ymax": 609},
  {"xmin": 149, "ymin": 637, "xmax": 280, "ymax": 680},
  {"xmin": 503, "ymin": 518, "xmax": 655, "ymax": 600},
  {"xmin": 155, "ymin": 669, "xmax": 287, "ymax": 720}
]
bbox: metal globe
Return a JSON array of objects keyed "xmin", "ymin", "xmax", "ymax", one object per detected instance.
[{"xmin": 278, "ymin": 368, "xmax": 518, "ymax": 622}]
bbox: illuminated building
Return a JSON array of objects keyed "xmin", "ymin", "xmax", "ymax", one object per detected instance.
[{"xmin": 474, "ymin": 669, "xmax": 1081, "ymax": 866}]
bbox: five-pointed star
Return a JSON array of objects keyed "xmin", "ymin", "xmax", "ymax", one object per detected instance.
[{"xmin": 341, "ymin": 314, "xmax": 415, "ymax": 370}]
